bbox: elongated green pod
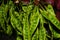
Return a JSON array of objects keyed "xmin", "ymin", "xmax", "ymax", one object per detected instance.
[
  {"xmin": 0, "ymin": 4, "xmax": 8, "ymax": 22},
  {"xmin": 13, "ymin": 11, "xmax": 23, "ymax": 33},
  {"xmin": 10, "ymin": 11, "xmax": 22, "ymax": 33},
  {"xmin": 39, "ymin": 14, "xmax": 47, "ymax": 40},
  {"xmin": 0, "ymin": 11, "xmax": 6, "ymax": 30},
  {"xmin": 49, "ymin": 14, "xmax": 60, "ymax": 29},
  {"xmin": 40, "ymin": 9, "xmax": 49, "ymax": 20},
  {"xmin": 32, "ymin": 28, "xmax": 38, "ymax": 40},
  {"xmin": 10, "ymin": 5, "xmax": 23, "ymax": 36},
  {"xmin": 47, "ymin": 5, "xmax": 60, "ymax": 30},
  {"xmin": 0, "ymin": 3, "xmax": 12, "ymax": 35},
  {"xmin": 40, "ymin": 6, "xmax": 60, "ymax": 29},
  {"xmin": 22, "ymin": 13, "xmax": 30, "ymax": 40},
  {"xmin": 10, "ymin": 6, "xmax": 15, "ymax": 29},
  {"xmin": 46, "ymin": 5, "xmax": 55, "ymax": 16},
  {"xmin": 49, "ymin": 23, "xmax": 60, "ymax": 38},
  {"xmin": 0, "ymin": 4, "xmax": 9, "ymax": 31},
  {"xmin": 30, "ymin": 6, "xmax": 39, "ymax": 36}
]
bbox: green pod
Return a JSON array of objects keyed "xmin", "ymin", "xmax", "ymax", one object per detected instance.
[
  {"xmin": 13, "ymin": 11, "xmax": 23, "ymax": 33},
  {"xmin": 11, "ymin": 14, "xmax": 22, "ymax": 35},
  {"xmin": 22, "ymin": 13, "xmax": 30, "ymax": 40},
  {"xmin": 46, "ymin": 5, "xmax": 56, "ymax": 16},
  {"xmin": 32, "ymin": 28, "xmax": 38, "ymax": 40},
  {"xmin": 0, "ymin": 4, "xmax": 8, "ymax": 23},
  {"xmin": 40, "ymin": 6, "xmax": 60, "ymax": 29},
  {"xmin": 49, "ymin": 14, "xmax": 60, "ymax": 29},
  {"xmin": 30, "ymin": 6, "xmax": 39, "ymax": 36},
  {"xmin": 0, "ymin": 4, "xmax": 9, "ymax": 31},
  {"xmin": 10, "ymin": 6, "xmax": 22, "ymax": 35},
  {"xmin": 0, "ymin": 11, "xmax": 5, "ymax": 29},
  {"xmin": 10, "ymin": 6, "xmax": 15, "ymax": 29},
  {"xmin": 53, "ymin": 31, "xmax": 60, "ymax": 38},
  {"xmin": 0, "ymin": 3, "xmax": 12, "ymax": 35},
  {"xmin": 39, "ymin": 14, "xmax": 47, "ymax": 40},
  {"xmin": 9, "ymin": 5, "xmax": 22, "ymax": 35},
  {"xmin": 47, "ymin": 5, "xmax": 60, "ymax": 29},
  {"xmin": 49, "ymin": 23, "xmax": 60, "ymax": 38},
  {"xmin": 40, "ymin": 9, "xmax": 49, "ymax": 20}
]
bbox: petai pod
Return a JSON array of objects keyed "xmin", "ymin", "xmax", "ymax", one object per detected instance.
[
  {"xmin": 40, "ymin": 5, "xmax": 60, "ymax": 29},
  {"xmin": 46, "ymin": 5, "xmax": 55, "ymax": 16},
  {"xmin": 30, "ymin": 6, "xmax": 39, "ymax": 36},
  {"xmin": 13, "ymin": 11, "xmax": 23, "ymax": 33},
  {"xmin": 22, "ymin": 12, "xmax": 30, "ymax": 40},
  {"xmin": 22, "ymin": 4, "xmax": 33, "ymax": 40},
  {"xmin": 0, "ymin": 2, "xmax": 12, "ymax": 35},
  {"xmin": 0, "ymin": 3, "xmax": 9, "ymax": 31},
  {"xmin": 46, "ymin": 5, "xmax": 60, "ymax": 30},
  {"xmin": 49, "ymin": 14, "xmax": 60, "ymax": 30},
  {"xmin": 40, "ymin": 9, "xmax": 49, "ymax": 20},
  {"xmin": 49, "ymin": 23, "xmax": 60, "ymax": 38},
  {"xmin": 39, "ymin": 14, "xmax": 47, "ymax": 40},
  {"xmin": 32, "ymin": 28, "xmax": 38, "ymax": 40},
  {"xmin": 10, "ymin": 6, "xmax": 22, "ymax": 35},
  {"xmin": 0, "ymin": 6, "xmax": 6, "ymax": 30}
]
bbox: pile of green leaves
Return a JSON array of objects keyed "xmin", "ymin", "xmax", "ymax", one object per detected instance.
[{"xmin": 0, "ymin": 0, "xmax": 60, "ymax": 40}]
